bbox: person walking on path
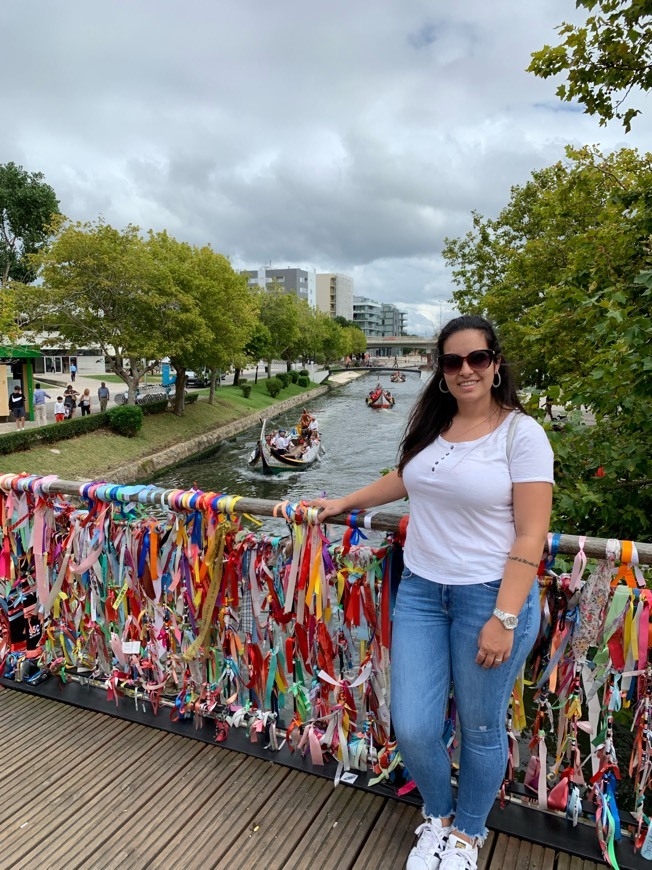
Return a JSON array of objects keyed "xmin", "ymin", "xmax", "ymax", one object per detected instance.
[
  {"xmin": 33, "ymin": 383, "xmax": 51, "ymax": 426},
  {"xmin": 70, "ymin": 361, "xmax": 77, "ymax": 382},
  {"xmin": 54, "ymin": 397, "xmax": 65, "ymax": 423},
  {"xmin": 309, "ymin": 315, "xmax": 553, "ymax": 870},
  {"xmin": 97, "ymin": 382, "xmax": 110, "ymax": 412},
  {"xmin": 8, "ymin": 385, "xmax": 26, "ymax": 430},
  {"xmin": 80, "ymin": 388, "xmax": 92, "ymax": 416}
]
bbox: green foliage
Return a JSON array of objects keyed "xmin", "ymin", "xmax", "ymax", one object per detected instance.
[
  {"xmin": 240, "ymin": 384, "xmax": 252, "ymax": 399},
  {"xmin": 297, "ymin": 375, "xmax": 310, "ymax": 388},
  {"xmin": 141, "ymin": 400, "xmax": 169, "ymax": 415},
  {"xmin": 107, "ymin": 405, "xmax": 144, "ymax": 437},
  {"xmin": 185, "ymin": 393, "xmax": 199, "ymax": 405},
  {"xmin": 237, "ymin": 377, "xmax": 248, "ymax": 385},
  {"xmin": 298, "ymin": 369, "xmax": 310, "ymax": 378},
  {"xmin": 0, "ymin": 162, "xmax": 60, "ymax": 286},
  {"xmin": 288, "ymin": 370, "xmax": 299, "ymax": 384},
  {"xmin": 276, "ymin": 372, "xmax": 290, "ymax": 388},
  {"xmin": 0, "ymin": 413, "xmax": 109, "ymax": 455},
  {"xmin": 265, "ymin": 377, "xmax": 282, "ymax": 398},
  {"xmin": 443, "ymin": 145, "xmax": 652, "ymax": 539},
  {"xmin": 528, "ymin": 0, "xmax": 652, "ymax": 131}
]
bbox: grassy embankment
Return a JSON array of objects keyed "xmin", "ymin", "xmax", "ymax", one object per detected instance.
[{"xmin": 0, "ymin": 381, "xmax": 322, "ymax": 480}]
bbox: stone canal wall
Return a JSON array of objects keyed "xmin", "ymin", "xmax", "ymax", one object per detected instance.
[{"xmin": 108, "ymin": 385, "xmax": 331, "ymax": 484}]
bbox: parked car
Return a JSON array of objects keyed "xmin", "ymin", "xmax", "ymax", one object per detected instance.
[{"xmin": 185, "ymin": 370, "xmax": 210, "ymax": 387}]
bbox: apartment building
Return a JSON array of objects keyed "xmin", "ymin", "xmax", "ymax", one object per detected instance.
[
  {"xmin": 245, "ymin": 267, "xmax": 316, "ymax": 307},
  {"xmin": 315, "ymin": 273, "xmax": 354, "ymax": 321},
  {"xmin": 353, "ymin": 296, "xmax": 406, "ymax": 337}
]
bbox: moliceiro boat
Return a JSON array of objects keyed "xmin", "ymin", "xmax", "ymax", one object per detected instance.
[
  {"xmin": 249, "ymin": 418, "xmax": 324, "ymax": 473},
  {"xmin": 366, "ymin": 385, "xmax": 395, "ymax": 409},
  {"xmin": 390, "ymin": 372, "xmax": 406, "ymax": 383}
]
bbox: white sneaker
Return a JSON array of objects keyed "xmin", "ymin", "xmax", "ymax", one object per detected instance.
[
  {"xmin": 406, "ymin": 816, "xmax": 452, "ymax": 870},
  {"xmin": 439, "ymin": 835, "xmax": 478, "ymax": 870}
]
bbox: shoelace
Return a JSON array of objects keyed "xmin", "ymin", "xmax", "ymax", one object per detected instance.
[
  {"xmin": 439, "ymin": 844, "xmax": 478, "ymax": 870},
  {"xmin": 413, "ymin": 820, "xmax": 449, "ymax": 858}
]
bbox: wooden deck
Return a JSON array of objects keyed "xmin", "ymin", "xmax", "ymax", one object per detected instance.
[{"xmin": 0, "ymin": 684, "xmax": 601, "ymax": 870}]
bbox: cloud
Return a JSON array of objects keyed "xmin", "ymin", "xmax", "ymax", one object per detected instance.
[{"xmin": 1, "ymin": 0, "xmax": 651, "ymax": 318}]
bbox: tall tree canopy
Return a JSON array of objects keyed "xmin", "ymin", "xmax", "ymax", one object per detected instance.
[
  {"xmin": 529, "ymin": 0, "xmax": 652, "ymax": 132},
  {"xmin": 30, "ymin": 220, "xmax": 205, "ymax": 403},
  {"xmin": 443, "ymin": 145, "xmax": 652, "ymax": 539},
  {"xmin": 0, "ymin": 162, "xmax": 59, "ymax": 340}
]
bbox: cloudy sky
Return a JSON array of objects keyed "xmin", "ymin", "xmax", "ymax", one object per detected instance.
[{"xmin": 2, "ymin": 1, "xmax": 650, "ymax": 335}]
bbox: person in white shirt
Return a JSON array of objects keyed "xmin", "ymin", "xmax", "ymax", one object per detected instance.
[
  {"xmin": 54, "ymin": 397, "xmax": 66, "ymax": 423},
  {"xmin": 310, "ymin": 315, "xmax": 553, "ymax": 870},
  {"xmin": 271, "ymin": 430, "xmax": 291, "ymax": 453}
]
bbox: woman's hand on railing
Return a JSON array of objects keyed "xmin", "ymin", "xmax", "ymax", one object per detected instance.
[{"xmin": 305, "ymin": 497, "xmax": 350, "ymax": 523}]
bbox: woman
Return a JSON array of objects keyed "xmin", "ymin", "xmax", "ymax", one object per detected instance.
[
  {"xmin": 63, "ymin": 387, "xmax": 77, "ymax": 419},
  {"xmin": 311, "ymin": 315, "xmax": 553, "ymax": 870},
  {"xmin": 80, "ymin": 388, "xmax": 92, "ymax": 416}
]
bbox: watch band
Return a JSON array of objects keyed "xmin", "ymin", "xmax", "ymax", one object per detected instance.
[{"xmin": 493, "ymin": 607, "xmax": 518, "ymax": 630}]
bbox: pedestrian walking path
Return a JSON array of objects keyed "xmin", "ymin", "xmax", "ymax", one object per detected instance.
[{"xmin": 0, "ymin": 373, "xmax": 112, "ymax": 433}]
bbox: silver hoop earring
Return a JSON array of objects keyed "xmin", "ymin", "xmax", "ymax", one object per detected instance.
[
  {"xmin": 493, "ymin": 372, "xmax": 502, "ymax": 388},
  {"xmin": 439, "ymin": 379, "xmax": 450, "ymax": 394}
]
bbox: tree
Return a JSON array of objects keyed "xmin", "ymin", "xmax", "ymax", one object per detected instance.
[
  {"xmin": 258, "ymin": 284, "xmax": 301, "ymax": 375},
  {"xmin": 0, "ymin": 162, "xmax": 59, "ymax": 340},
  {"xmin": 528, "ymin": 0, "xmax": 652, "ymax": 132},
  {"xmin": 443, "ymin": 145, "xmax": 652, "ymax": 539},
  {"xmin": 241, "ymin": 321, "xmax": 272, "ymax": 387},
  {"xmin": 30, "ymin": 220, "xmax": 206, "ymax": 405}
]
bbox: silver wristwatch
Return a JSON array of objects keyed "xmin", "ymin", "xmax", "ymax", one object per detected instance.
[{"xmin": 493, "ymin": 608, "xmax": 518, "ymax": 630}]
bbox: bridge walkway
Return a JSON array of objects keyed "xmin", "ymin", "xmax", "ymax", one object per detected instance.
[{"xmin": 1, "ymin": 685, "xmax": 599, "ymax": 870}]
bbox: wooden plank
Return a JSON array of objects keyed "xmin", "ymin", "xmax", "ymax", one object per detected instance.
[
  {"xmin": 88, "ymin": 745, "xmax": 250, "ymax": 870},
  {"xmin": 488, "ymin": 832, "xmax": 511, "ymax": 868},
  {"xmin": 220, "ymin": 768, "xmax": 334, "ymax": 869},
  {"xmin": 515, "ymin": 837, "xmax": 533, "ymax": 868},
  {"xmin": 477, "ymin": 830, "xmax": 496, "ymax": 870},
  {"xmin": 353, "ymin": 801, "xmax": 424, "ymax": 869},
  {"xmin": 147, "ymin": 756, "xmax": 291, "ymax": 869},
  {"xmin": 8, "ymin": 728, "xmax": 182, "ymax": 866},
  {"xmin": 283, "ymin": 786, "xmax": 384, "ymax": 870},
  {"xmin": 40, "ymin": 735, "xmax": 208, "ymax": 867},
  {"xmin": 527, "ymin": 843, "xmax": 555, "ymax": 870}
]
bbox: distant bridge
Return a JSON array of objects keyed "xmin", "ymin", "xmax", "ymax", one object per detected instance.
[
  {"xmin": 363, "ymin": 335, "xmax": 434, "ymax": 351},
  {"xmin": 330, "ymin": 366, "xmax": 424, "ymax": 375}
]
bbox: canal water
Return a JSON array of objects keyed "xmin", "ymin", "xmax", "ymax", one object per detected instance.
[{"xmin": 153, "ymin": 371, "xmax": 427, "ymax": 516}]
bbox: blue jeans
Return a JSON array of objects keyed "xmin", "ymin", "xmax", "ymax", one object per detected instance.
[{"xmin": 391, "ymin": 571, "xmax": 539, "ymax": 840}]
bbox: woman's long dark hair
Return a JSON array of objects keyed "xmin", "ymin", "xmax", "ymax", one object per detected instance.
[{"xmin": 397, "ymin": 315, "xmax": 525, "ymax": 475}]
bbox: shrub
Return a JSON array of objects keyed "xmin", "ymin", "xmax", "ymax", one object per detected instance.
[
  {"xmin": 107, "ymin": 405, "xmax": 144, "ymax": 437},
  {"xmin": 241, "ymin": 384, "xmax": 252, "ymax": 399},
  {"xmin": 0, "ymin": 413, "xmax": 110, "ymax": 455},
  {"xmin": 237, "ymin": 377, "xmax": 248, "ymax": 385},
  {"xmin": 265, "ymin": 377, "xmax": 282, "ymax": 398},
  {"xmin": 186, "ymin": 393, "xmax": 199, "ymax": 405},
  {"xmin": 142, "ymin": 400, "xmax": 169, "ymax": 416},
  {"xmin": 276, "ymin": 372, "xmax": 290, "ymax": 388},
  {"xmin": 297, "ymin": 376, "xmax": 310, "ymax": 388},
  {"xmin": 298, "ymin": 369, "xmax": 310, "ymax": 378},
  {"xmin": 288, "ymin": 370, "xmax": 299, "ymax": 384}
]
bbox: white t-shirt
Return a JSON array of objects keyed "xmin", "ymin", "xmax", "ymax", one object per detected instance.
[{"xmin": 402, "ymin": 411, "xmax": 554, "ymax": 585}]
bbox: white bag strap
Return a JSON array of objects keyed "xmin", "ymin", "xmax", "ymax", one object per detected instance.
[{"xmin": 505, "ymin": 412, "xmax": 522, "ymax": 464}]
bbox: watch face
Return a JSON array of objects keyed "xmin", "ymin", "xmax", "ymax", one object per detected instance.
[{"xmin": 504, "ymin": 615, "xmax": 518, "ymax": 629}]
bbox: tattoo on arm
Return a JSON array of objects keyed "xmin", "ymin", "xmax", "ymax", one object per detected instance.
[{"xmin": 507, "ymin": 555, "xmax": 539, "ymax": 569}]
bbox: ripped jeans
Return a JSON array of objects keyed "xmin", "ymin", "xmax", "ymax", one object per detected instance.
[{"xmin": 391, "ymin": 570, "xmax": 539, "ymax": 840}]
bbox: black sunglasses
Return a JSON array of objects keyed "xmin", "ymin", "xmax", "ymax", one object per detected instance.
[{"xmin": 438, "ymin": 349, "xmax": 496, "ymax": 375}]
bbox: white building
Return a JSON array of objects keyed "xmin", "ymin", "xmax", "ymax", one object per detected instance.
[{"xmin": 315, "ymin": 273, "xmax": 354, "ymax": 321}]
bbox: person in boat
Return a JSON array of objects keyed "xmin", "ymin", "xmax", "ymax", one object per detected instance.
[
  {"xmin": 384, "ymin": 390, "xmax": 394, "ymax": 405},
  {"xmin": 300, "ymin": 409, "xmax": 312, "ymax": 433},
  {"xmin": 308, "ymin": 415, "xmax": 319, "ymax": 434},
  {"xmin": 368, "ymin": 384, "xmax": 383, "ymax": 402},
  {"xmin": 309, "ymin": 314, "xmax": 553, "ymax": 870},
  {"xmin": 271, "ymin": 428, "xmax": 291, "ymax": 454},
  {"xmin": 286, "ymin": 439, "xmax": 309, "ymax": 458}
]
